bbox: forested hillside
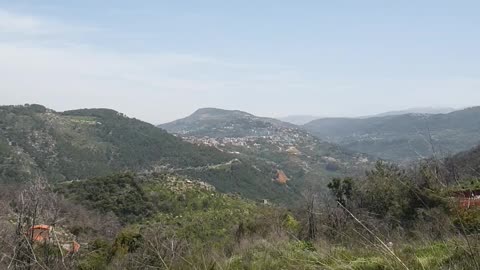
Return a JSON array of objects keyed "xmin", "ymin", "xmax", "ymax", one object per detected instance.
[
  {"xmin": 303, "ymin": 107, "xmax": 480, "ymax": 161},
  {"xmin": 160, "ymin": 108, "xmax": 372, "ymax": 192},
  {"xmin": 0, "ymin": 104, "xmax": 298, "ymax": 202},
  {"xmin": 4, "ymin": 105, "xmax": 480, "ymax": 269},
  {"xmin": 0, "ymin": 104, "xmax": 226, "ymax": 181},
  {"xmin": 159, "ymin": 107, "xmax": 296, "ymax": 137}
]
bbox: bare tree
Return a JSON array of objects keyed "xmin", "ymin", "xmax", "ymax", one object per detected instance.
[
  {"xmin": 6, "ymin": 178, "xmax": 67, "ymax": 270},
  {"xmin": 121, "ymin": 225, "xmax": 190, "ymax": 270}
]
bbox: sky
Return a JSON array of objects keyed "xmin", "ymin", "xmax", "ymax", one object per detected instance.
[{"xmin": 0, "ymin": 1, "xmax": 479, "ymax": 124}]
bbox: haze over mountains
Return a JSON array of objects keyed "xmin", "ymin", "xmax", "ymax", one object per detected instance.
[
  {"xmin": 363, "ymin": 107, "xmax": 457, "ymax": 118},
  {"xmin": 280, "ymin": 107, "xmax": 457, "ymax": 125},
  {"xmin": 303, "ymin": 107, "xmax": 480, "ymax": 161}
]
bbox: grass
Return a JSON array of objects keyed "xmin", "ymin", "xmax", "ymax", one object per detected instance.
[{"xmin": 216, "ymin": 239, "xmax": 479, "ymax": 270}]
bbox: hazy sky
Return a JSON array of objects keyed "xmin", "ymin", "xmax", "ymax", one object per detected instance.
[{"xmin": 1, "ymin": 1, "xmax": 479, "ymax": 124}]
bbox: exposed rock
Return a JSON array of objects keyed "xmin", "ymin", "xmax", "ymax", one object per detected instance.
[{"xmin": 275, "ymin": 170, "xmax": 289, "ymax": 184}]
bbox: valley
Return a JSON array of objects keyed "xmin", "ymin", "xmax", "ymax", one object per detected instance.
[
  {"xmin": 2, "ymin": 2, "xmax": 479, "ymax": 268},
  {"xmin": 303, "ymin": 107, "xmax": 480, "ymax": 161},
  {"xmin": 2, "ymin": 104, "xmax": 480, "ymax": 270},
  {"xmin": 160, "ymin": 108, "xmax": 371, "ymax": 193}
]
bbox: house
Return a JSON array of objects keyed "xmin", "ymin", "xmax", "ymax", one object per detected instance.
[
  {"xmin": 27, "ymin": 225, "xmax": 52, "ymax": 242},
  {"xmin": 26, "ymin": 225, "xmax": 81, "ymax": 254},
  {"xmin": 453, "ymin": 189, "xmax": 480, "ymax": 209}
]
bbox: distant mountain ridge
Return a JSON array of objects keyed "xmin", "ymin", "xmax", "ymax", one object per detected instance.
[
  {"xmin": 303, "ymin": 107, "xmax": 480, "ymax": 161},
  {"xmin": 278, "ymin": 115, "xmax": 322, "ymax": 125},
  {"xmin": 279, "ymin": 107, "xmax": 457, "ymax": 124},
  {"xmin": 363, "ymin": 107, "xmax": 457, "ymax": 118}
]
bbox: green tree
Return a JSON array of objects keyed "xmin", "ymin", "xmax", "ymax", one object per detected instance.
[
  {"xmin": 327, "ymin": 177, "xmax": 353, "ymax": 207},
  {"xmin": 359, "ymin": 161, "xmax": 418, "ymax": 225}
]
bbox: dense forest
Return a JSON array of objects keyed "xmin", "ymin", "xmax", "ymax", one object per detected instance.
[{"xmin": 0, "ymin": 105, "xmax": 303, "ymax": 202}]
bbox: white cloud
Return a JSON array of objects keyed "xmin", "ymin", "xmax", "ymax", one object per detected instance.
[
  {"xmin": 0, "ymin": 9, "xmax": 45, "ymax": 34},
  {"xmin": 0, "ymin": 8, "xmax": 99, "ymax": 37}
]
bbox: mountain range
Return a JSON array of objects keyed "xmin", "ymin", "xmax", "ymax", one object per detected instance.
[
  {"xmin": 0, "ymin": 104, "xmax": 301, "ymax": 203},
  {"xmin": 278, "ymin": 115, "xmax": 322, "ymax": 125},
  {"xmin": 2, "ymin": 103, "xmax": 480, "ymax": 269},
  {"xmin": 279, "ymin": 107, "xmax": 456, "ymax": 125},
  {"xmin": 303, "ymin": 107, "xmax": 480, "ymax": 161},
  {"xmin": 2, "ymin": 104, "xmax": 480, "ymax": 203},
  {"xmin": 361, "ymin": 107, "xmax": 457, "ymax": 118}
]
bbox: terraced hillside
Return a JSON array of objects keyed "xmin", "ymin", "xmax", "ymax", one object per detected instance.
[
  {"xmin": 159, "ymin": 108, "xmax": 371, "ymax": 191},
  {"xmin": 0, "ymin": 104, "xmax": 298, "ymax": 203}
]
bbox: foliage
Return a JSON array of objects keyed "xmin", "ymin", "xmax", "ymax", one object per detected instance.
[
  {"xmin": 5, "ymin": 106, "xmax": 480, "ymax": 269},
  {"xmin": 453, "ymin": 207, "xmax": 480, "ymax": 233},
  {"xmin": 282, "ymin": 213, "xmax": 301, "ymax": 234},
  {"xmin": 159, "ymin": 106, "xmax": 371, "ymax": 204},
  {"xmin": 77, "ymin": 239, "xmax": 111, "ymax": 270},
  {"xmin": 223, "ymin": 240, "xmax": 479, "ymax": 270},
  {"xmin": 110, "ymin": 227, "xmax": 143, "ymax": 260},
  {"xmin": 6, "ymin": 167, "xmax": 480, "ymax": 269},
  {"xmin": 0, "ymin": 104, "xmax": 299, "ymax": 203},
  {"xmin": 327, "ymin": 177, "xmax": 354, "ymax": 207},
  {"xmin": 0, "ymin": 105, "xmax": 229, "ymax": 182},
  {"xmin": 355, "ymin": 162, "xmax": 423, "ymax": 225},
  {"xmin": 58, "ymin": 173, "xmax": 154, "ymax": 223},
  {"xmin": 57, "ymin": 172, "xmax": 283, "ymax": 247}
]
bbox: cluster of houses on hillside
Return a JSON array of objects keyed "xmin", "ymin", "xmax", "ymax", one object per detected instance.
[{"xmin": 179, "ymin": 128, "xmax": 309, "ymax": 150}]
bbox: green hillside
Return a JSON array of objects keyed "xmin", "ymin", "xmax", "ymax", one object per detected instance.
[
  {"xmin": 159, "ymin": 107, "xmax": 296, "ymax": 137},
  {"xmin": 0, "ymin": 104, "xmax": 298, "ymax": 202},
  {"xmin": 3, "ymin": 162, "xmax": 478, "ymax": 269},
  {"xmin": 160, "ymin": 108, "xmax": 372, "ymax": 192},
  {"xmin": 303, "ymin": 107, "xmax": 480, "ymax": 161}
]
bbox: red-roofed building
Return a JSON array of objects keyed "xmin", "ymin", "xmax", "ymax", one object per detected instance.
[{"xmin": 453, "ymin": 190, "xmax": 480, "ymax": 209}]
